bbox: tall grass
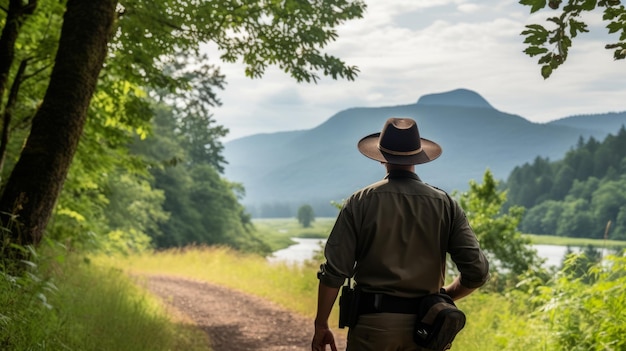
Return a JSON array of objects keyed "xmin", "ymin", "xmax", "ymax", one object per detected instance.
[
  {"xmin": 95, "ymin": 246, "xmax": 326, "ymax": 320},
  {"xmin": 5, "ymin": 216, "xmax": 621, "ymax": 351},
  {"xmin": 98, "ymin": 243, "xmax": 626, "ymax": 351},
  {"xmin": 96, "ymin": 246, "xmax": 551, "ymax": 350},
  {"xmin": 0, "ymin": 248, "xmax": 208, "ymax": 351}
]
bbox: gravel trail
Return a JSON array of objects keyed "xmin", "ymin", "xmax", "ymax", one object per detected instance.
[{"xmin": 140, "ymin": 275, "xmax": 347, "ymax": 351}]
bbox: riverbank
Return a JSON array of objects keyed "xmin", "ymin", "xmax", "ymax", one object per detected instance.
[
  {"xmin": 254, "ymin": 217, "xmax": 626, "ymax": 251},
  {"xmin": 525, "ymin": 233, "xmax": 626, "ymax": 248},
  {"xmin": 255, "ymin": 217, "xmax": 626, "ymax": 268}
]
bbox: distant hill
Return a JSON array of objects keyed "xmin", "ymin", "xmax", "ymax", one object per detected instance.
[
  {"xmin": 548, "ymin": 112, "xmax": 626, "ymax": 133},
  {"xmin": 223, "ymin": 88, "xmax": 626, "ymax": 217}
]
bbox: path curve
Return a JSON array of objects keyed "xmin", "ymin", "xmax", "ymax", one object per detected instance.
[{"xmin": 140, "ymin": 275, "xmax": 347, "ymax": 351}]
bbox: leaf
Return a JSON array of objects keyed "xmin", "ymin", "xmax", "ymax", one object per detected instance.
[
  {"xmin": 606, "ymin": 21, "xmax": 622, "ymax": 34},
  {"xmin": 19, "ymin": 260, "xmax": 37, "ymax": 268},
  {"xmin": 538, "ymin": 53, "xmax": 553, "ymax": 64},
  {"xmin": 614, "ymin": 48, "xmax": 626, "ymax": 60},
  {"xmin": 541, "ymin": 64, "xmax": 553, "ymax": 78},
  {"xmin": 547, "ymin": 16, "xmax": 563, "ymax": 25},
  {"xmin": 522, "ymin": 25, "xmax": 549, "ymax": 45},
  {"xmin": 581, "ymin": 0, "xmax": 597, "ymax": 11},
  {"xmin": 524, "ymin": 46, "xmax": 549, "ymax": 56},
  {"xmin": 569, "ymin": 19, "xmax": 589, "ymax": 37},
  {"xmin": 520, "ymin": 0, "xmax": 548, "ymax": 13},
  {"xmin": 56, "ymin": 208, "xmax": 87, "ymax": 222}
]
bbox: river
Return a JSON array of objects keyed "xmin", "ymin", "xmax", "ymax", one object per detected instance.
[{"xmin": 268, "ymin": 238, "xmax": 599, "ymax": 269}]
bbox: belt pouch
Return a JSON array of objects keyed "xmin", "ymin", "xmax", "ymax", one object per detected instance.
[
  {"xmin": 338, "ymin": 279, "xmax": 360, "ymax": 329},
  {"xmin": 413, "ymin": 292, "xmax": 466, "ymax": 351}
]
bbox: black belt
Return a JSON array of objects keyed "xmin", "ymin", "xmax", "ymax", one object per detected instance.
[{"xmin": 358, "ymin": 292, "xmax": 422, "ymax": 315}]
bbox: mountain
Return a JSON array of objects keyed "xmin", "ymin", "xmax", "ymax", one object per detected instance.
[
  {"xmin": 223, "ymin": 88, "xmax": 626, "ymax": 217},
  {"xmin": 548, "ymin": 112, "xmax": 626, "ymax": 133}
]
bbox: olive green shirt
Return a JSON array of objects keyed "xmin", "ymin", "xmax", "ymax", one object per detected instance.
[{"xmin": 318, "ymin": 170, "xmax": 489, "ymax": 298}]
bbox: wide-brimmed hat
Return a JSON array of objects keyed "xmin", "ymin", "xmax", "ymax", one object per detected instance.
[{"xmin": 357, "ymin": 117, "xmax": 442, "ymax": 165}]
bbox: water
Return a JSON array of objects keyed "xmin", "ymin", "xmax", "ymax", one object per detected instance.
[
  {"xmin": 533, "ymin": 244, "xmax": 571, "ymax": 268},
  {"xmin": 268, "ymin": 239, "xmax": 597, "ymax": 269},
  {"xmin": 267, "ymin": 238, "xmax": 326, "ymax": 265}
]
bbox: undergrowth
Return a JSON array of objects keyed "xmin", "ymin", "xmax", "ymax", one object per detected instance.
[
  {"xmin": 0, "ymin": 244, "xmax": 208, "ymax": 351},
  {"xmin": 98, "ymin": 245, "xmax": 626, "ymax": 351}
]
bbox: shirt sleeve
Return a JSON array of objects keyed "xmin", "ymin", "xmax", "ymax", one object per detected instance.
[
  {"xmin": 317, "ymin": 200, "xmax": 358, "ymax": 288},
  {"xmin": 447, "ymin": 200, "xmax": 490, "ymax": 289}
]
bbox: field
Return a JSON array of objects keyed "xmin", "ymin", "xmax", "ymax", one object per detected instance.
[
  {"xmin": 3, "ymin": 217, "xmax": 625, "ymax": 350},
  {"xmin": 525, "ymin": 233, "xmax": 626, "ymax": 249},
  {"xmin": 252, "ymin": 217, "xmax": 336, "ymax": 251},
  {"xmin": 253, "ymin": 217, "xmax": 626, "ymax": 251}
]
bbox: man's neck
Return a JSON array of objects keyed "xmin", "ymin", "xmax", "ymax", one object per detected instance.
[{"xmin": 384, "ymin": 163, "xmax": 415, "ymax": 173}]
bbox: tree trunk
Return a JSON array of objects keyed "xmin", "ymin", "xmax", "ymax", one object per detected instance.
[
  {"xmin": 0, "ymin": 0, "xmax": 116, "ymax": 257},
  {"xmin": 0, "ymin": 1, "xmax": 37, "ymax": 177},
  {"xmin": 0, "ymin": 0, "xmax": 37, "ymax": 101},
  {"xmin": 0, "ymin": 59, "xmax": 29, "ymax": 176}
]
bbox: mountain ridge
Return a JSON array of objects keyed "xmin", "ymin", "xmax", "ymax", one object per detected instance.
[
  {"xmin": 223, "ymin": 89, "xmax": 626, "ymax": 218},
  {"xmin": 416, "ymin": 88, "xmax": 493, "ymax": 109}
]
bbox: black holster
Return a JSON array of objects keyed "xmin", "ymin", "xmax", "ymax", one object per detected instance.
[{"xmin": 338, "ymin": 284, "xmax": 360, "ymax": 329}]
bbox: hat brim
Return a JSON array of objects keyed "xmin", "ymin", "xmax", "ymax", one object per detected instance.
[{"xmin": 357, "ymin": 133, "xmax": 442, "ymax": 165}]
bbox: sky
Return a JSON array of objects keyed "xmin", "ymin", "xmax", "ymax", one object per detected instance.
[{"xmin": 207, "ymin": 0, "xmax": 626, "ymax": 142}]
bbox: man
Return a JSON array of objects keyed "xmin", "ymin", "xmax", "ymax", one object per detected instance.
[{"xmin": 311, "ymin": 117, "xmax": 490, "ymax": 351}]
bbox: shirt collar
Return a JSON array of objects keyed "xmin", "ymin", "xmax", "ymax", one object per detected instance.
[{"xmin": 384, "ymin": 170, "xmax": 421, "ymax": 181}]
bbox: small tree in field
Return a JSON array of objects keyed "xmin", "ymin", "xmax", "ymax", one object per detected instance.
[{"xmin": 297, "ymin": 204, "xmax": 315, "ymax": 228}]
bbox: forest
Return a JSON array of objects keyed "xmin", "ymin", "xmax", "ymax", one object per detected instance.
[
  {"xmin": 506, "ymin": 126, "xmax": 626, "ymax": 239},
  {"xmin": 0, "ymin": 0, "xmax": 366, "ymax": 260}
]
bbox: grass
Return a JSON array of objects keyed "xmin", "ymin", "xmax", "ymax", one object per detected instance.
[
  {"xmin": 95, "ymin": 245, "xmax": 327, "ymax": 321},
  {"xmin": 251, "ymin": 217, "xmax": 335, "ymax": 251},
  {"xmin": 525, "ymin": 233, "xmax": 626, "ymax": 249},
  {"xmin": 0, "ymin": 249, "xmax": 209, "ymax": 351},
  {"xmin": 5, "ymin": 218, "xmax": 624, "ymax": 351},
  {"xmin": 253, "ymin": 217, "xmax": 626, "ymax": 250},
  {"xmin": 95, "ymin": 245, "xmax": 545, "ymax": 351}
]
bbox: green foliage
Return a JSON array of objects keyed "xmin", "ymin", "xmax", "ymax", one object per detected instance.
[
  {"xmin": 560, "ymin": 245, "xmax": 603, "ymax": 282},
  {"xmin": 0, "ymin": 245, "xmax": 208, "ymax": 351},
  {"xmin": 520, "ymin": 0, "xmax": 626, "ymax": 78},
  {"xmin": 111, "ymin": 0, "xmax": 365, "ymax": 86},
  {"xmin": 508, "ymin": 127, "xmax": 626, "ymax": 239},
  {"xmin": 297, "ymin": 204, "xmax": 316, "ymax": 228},
  {"xmin": 458, "ymin": 169, "xmax": 544, "ymax": 285},
  {"xmin": 1, "ymin": 0, "xmax": 366, "ymax": 260},
  {"xmin": 98, "ymin": 246, "xmax": 325, "ymax": 318},
  {"xmin": 132, "ymin": 104, "xmax": 270, "ymax": 254},
  {"xmin": 0, "ymin": 247, "xmax": 60, "ymax": 349},
  {"xmin": 107, "ymin": 243, "xmax": 626, "ymax": 351},
  {"xmin": 530, "ymin": 253, "xmax": 626, "ymax": 350}
]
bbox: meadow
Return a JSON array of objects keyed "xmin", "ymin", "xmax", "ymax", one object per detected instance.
[
  {"xmin": 0, "ymin": 249, "xmax": 208, "ymax": 351},
  {"xmin": 255, "ymin": 217, "xmax": 626, "ymax": 251},
  {"xmin": 2, "ymin": 218, "xmax": 625, "ymax": 350}
]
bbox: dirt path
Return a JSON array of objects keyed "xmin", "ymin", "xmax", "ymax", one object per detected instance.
[{"xmin": 139, "ymin": 275, "xmax": 347, "ymax": 351}]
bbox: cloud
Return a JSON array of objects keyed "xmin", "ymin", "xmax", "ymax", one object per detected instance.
[{"xmin": 211, "ymin": 1, "xmax": 626, "ymax": 141}]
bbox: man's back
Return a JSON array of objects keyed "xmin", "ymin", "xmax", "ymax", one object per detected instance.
[
  {"xmin": 327, "ymin": 170, "xmax": 451, "ymax": 297},
  {"xmin": 312, "ymin": 118, "xmax": 489, "ymax": 351}
]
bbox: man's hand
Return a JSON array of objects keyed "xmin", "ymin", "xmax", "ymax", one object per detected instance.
[
  {"xmin": 311, "ymin": 325, "xmax": 337, "ymax": 351},
  {"xmin": 443, "ymin": 275, "xmax": 476, "ymax": 301},
  {"xmin": 312, "ymin": 282, "xmax": 341, "ymax": 350}
]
